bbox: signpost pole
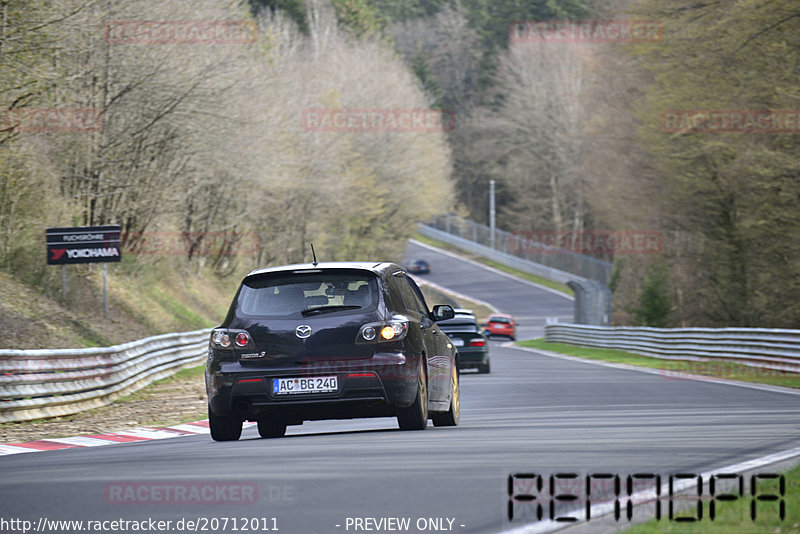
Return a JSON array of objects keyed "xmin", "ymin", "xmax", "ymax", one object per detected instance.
[
  {"xmin": 103, "ymin": 262, "xmax": 108, "ymax": 318},
  {"xmin": 489, "ymin": 179, "xmax": 496, "ymax": 249},
  {"xmin": 46, "ymin": 225, "xmax": 121, "ymax": 314}
]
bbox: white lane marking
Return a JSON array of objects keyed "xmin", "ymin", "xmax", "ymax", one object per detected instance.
[
  {"xmin": 500, "ymin": 445, "xmax": 800, "ymax": 534},
  {"xmin": 111, "ymin": 428, "xmax": 184, "ymax": 439},
  {"xmin": 44, "ymin": 437, "xmax": 115, "ymax": 447},
  {"xmin": 0, "ymin": 445, "xmax": 37, "ymax": 455},
  {"xmin": 515, "ymin": 345, "xmax": 800, "ymax": 397},
  {"xmin": 166, "ymin": 424, "xmax": 211, "ymax": 434},
  {"xmin": 408, "ymin": 239, "xmax": 574, "ymax": 301}
]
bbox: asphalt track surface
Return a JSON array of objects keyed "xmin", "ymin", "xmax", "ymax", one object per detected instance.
[{"xmin": 1, "ymin": 241, "xmax": 799, "ymax": 534}]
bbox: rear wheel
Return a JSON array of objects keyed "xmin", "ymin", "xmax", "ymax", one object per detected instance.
[
  {"xmin": 432, "ymin": 366, "xmax": 460, "ymax": 427},
  {"xmin": 209, "ymin": 406, "xmax": 242, "ymax": 441},
  {"xmin": 257, "ymin": 416, "xmax": 287, "ymax": 438},
  {"xmin": 478, "ymin": 358, "xmax": 491, "ymax": 374},
  {"xmin": 397, "ymin": 366, "xmax": 428, "ymax": 430}
]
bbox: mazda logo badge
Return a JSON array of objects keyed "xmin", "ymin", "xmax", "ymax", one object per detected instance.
[{"xmin": 296, "ymin": 325, "xmax": 312, "ymax": 339}]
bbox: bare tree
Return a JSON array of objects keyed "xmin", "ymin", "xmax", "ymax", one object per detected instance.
[{"xmin": 466, "ymin": 40, "xmax": 595, "ymax": 233}]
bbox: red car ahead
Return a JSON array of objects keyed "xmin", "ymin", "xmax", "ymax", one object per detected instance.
[{"xmin": 484, "ymin": 314, "xmax": 517, "ymax": 341}]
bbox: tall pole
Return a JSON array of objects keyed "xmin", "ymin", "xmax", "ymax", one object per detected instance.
[
  {"xmin": 489, "ymin": 180, "xmax": 496, "ymax": 249},
  {"xmin": 103, "ymin": 262, "xmax": 108, "ymax": 318}
]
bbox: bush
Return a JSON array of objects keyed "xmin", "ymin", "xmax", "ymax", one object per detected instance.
[{"xmin": 632, "ymin": 264, "xmax": 671, "ymax": 327}]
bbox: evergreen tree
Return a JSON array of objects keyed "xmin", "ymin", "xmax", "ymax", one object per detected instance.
[{"xmin": 632, "ymin": 265, "xmax": 671, "ymax": 327}]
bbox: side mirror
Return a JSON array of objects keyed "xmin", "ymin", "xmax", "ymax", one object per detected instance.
[{"xmin": 432, "ymin": 305, "xmax": 455, "ymax": 322}]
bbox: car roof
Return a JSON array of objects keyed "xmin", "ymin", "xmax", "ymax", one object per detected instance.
[
  {"xmin": 439, "ymin": 317, "xmax": 479, "ymax": 326},
  {"xmin": 245, "ymin": 262, "xmax": 399, "ymax": 278},
  {"xmin": 488, "ymin": 313, "xmax": 514, "ymax": 319}
]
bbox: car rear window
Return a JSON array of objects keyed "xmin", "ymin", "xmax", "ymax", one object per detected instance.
[
  {"xmin": 236, "ymin": 271, "xmax": 379, "ymax": 317},
  {"xmin": 439, "ymin": 320, "xmax": 480, "ymax": 333},
  {"xmin": 439, "ymin": 323, "xmax": 478, "ymax": 334},
  {"xmin": 489, "ymin": 316, "xmax": 511, "ymax": 324}
]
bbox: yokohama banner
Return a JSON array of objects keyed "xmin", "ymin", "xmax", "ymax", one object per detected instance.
[{"xmin": 46, "ymin": 225, "xmax": 122, "ymax": 265}]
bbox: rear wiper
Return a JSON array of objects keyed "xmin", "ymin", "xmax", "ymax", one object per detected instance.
[{"xmin": 301, "ymin": 305, "xmax": 361, "ymax": 317}]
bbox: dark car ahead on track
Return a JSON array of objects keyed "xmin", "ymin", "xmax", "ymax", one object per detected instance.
[
  {"xmin": 205, "ymin": 262, "xmax": 460, "ymax": 441},
  {"xmin": 404, "ymin": 259, "xmax": 430, "ymax": 274},
  {"xmin": 438, "ymin": 316, "xmax": 490, "ymax": 374}
]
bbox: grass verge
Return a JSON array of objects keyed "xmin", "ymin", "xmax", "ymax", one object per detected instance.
[
  {"xmin": 518, "ymin": 339, "xmax": 800, "ymax": 390},
  {"xmin": 112, "ymin": 364, "xmax": 206, "ymax": 405},
  {"xmin": 622, "ymin": 463, "xmax": 798, "ymax": 533},
  {"xmin": 519, "ymin": 339, "xmax": 800, "ymax": 532},
  {"xmin": 412, "ymin": 232, "xmax": 573, "ymax": 296}
]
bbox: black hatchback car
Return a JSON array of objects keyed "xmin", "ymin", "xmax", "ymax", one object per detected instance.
[
  {"xmin": 438, "ymin": 316, "xmax": 490, "ymax": 374},
  {"xmin": 404, "ymin": 259, "xmax": 431, "ymax": 274},
  {"xmin": 205, "ymin": 262, "xmax": 459, "ymax": 441}
]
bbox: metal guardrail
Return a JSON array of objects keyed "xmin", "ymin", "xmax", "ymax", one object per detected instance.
[
  {"xmin": 545, "ymin": 323, "xmax": 800, "ymax": 373},
  {"xmin": 419, "ymin": 218, "xmax": 614, "ymax": 325},
  {"xmin": 0, "ymin": 329, "xmax": 211, "ymax": 423},
  {"xmin": 427, "ymin": 214, "xmax": 613, "ymax": 284},
  {"xmin": 417, "ymin": 224, "xmax": 583, "ymax": 286}
]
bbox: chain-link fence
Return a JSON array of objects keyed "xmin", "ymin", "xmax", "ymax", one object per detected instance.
[{"xmin": 428, "ymin": 214, "xmax": 613, "ymax": 284}]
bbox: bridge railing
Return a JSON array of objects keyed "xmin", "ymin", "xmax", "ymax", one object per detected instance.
[{"xmin": 0, "ymin": 329, "xmax": 211, "ymax": 423}]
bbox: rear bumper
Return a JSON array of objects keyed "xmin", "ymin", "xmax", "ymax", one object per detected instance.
[
  {"xmin": 206, "ymin": 352, "xmax": 420, "ymax": 420},
  {"xmin": 457, "ymin": 348, "xmax": 488, "ymax": 369},
  {"xmin": 486, "ymin": 327, "xmax": 515, "ymax": 337}
]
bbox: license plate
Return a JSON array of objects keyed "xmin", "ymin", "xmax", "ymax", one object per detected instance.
[
  {"xmin": 273, "ymin": 376, "xmax": 338, "ymax": 395},
  {"xmin": 451, "ymin": 338, "xmax": 465, "ymax": 346}
]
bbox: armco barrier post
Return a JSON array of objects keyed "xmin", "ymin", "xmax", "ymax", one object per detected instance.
[{"xmin": 568, "ymin": 279, "xmax": 611, "ymax": 326}]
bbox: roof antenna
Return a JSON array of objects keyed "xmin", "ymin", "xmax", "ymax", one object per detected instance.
[{"xmin": 310, "ymin": 243, "xmax": 318, "ymax": 267}]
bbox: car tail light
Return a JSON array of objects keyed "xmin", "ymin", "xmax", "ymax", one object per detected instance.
[
  {"xmin": 469, "ymin": 339, "xmax": 486, "ymax": 347},
  {"xmin": 362, "ymin": 326, "xmax": 377, "ymax": 341},
  {"xmin": 380, "ymin": 326, "xmax": 394, "ymax": 340},
  {"xmin": 211, "ymin": 328, "xmax": 252, "ymax": 349},
  {"xmin": 211, "ymin": 330, "xmax": 231, "ymax": 348},
  {"xmin": 357, "ymin": 318, "xmax": 409, "ymax": 344}
]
